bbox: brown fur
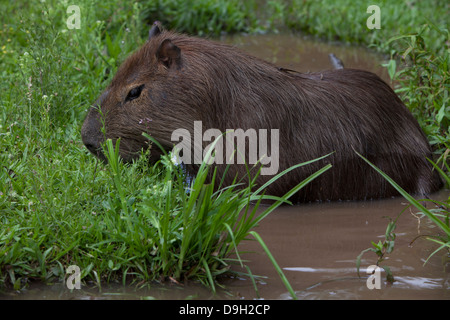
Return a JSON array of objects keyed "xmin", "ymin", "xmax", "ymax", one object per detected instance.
[{"xmin": 81, "ymin": 25, "xmax": 442, "ymax": 202}]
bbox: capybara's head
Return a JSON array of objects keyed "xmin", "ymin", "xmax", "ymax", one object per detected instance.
[{"xmin": 81, "ymin": 22, "xmax": 196, "ymax": 163}]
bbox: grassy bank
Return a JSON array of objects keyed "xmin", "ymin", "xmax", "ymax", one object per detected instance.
[{"xmin": 0, "ymin": 0, "xmax": 448, "ymax": 294}]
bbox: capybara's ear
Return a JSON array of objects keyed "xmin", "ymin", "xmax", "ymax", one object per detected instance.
[
  {"xmin": 156, "ymin": 39, "xmax": 181, "ymax": 69},
  {"xmin": 148, "ymin": 21, "xmax": 161, "ymax": 41}
]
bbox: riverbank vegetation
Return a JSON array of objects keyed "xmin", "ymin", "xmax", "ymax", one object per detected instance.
[{"xmin": 0, "ymin": 0, "xmax": 448, "ymax": 294}]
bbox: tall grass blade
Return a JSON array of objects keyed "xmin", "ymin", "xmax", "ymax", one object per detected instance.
[
  {"xmin": 356, "ymin": 151, "xmax": 450, "ymax": 237},
  {"xmin": 252, "ymin": 164, "xmax": 332, "ymax": 226},
  {"xmin": 428, "ymin": 158, "xmax": 450, "ymax": 187},
  {"xmin": 252, "ymin": 152, "xmax": 333, "ymax": 196},
  {"xmin": 423, "ymin": 238, "xmax": 450, "ymax": 265},
  {"xmin": 249, "ymin": 231, "xmax": 297, "ymax": 300}
]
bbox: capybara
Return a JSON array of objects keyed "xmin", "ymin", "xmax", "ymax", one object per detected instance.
[{"xmin": 81, "ymin": 23, "xmax": 442, "ymax": 202}]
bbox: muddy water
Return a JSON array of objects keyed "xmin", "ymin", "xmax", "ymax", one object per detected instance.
[
  {"xmin": 3, "ymin": 34, "xmax": 449, "ymax": 300},
  {"xmin": 222, "ymin": 32, "xmax": 390, "ymax": 80},
  {"xmin": 224, "ymin": 189, "xmax": 449, "ymax": 300}
]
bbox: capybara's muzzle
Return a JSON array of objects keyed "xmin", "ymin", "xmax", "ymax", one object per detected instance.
[{"xmin": 81, "ymin": 107, "xmax": 106, "ymax": 161}]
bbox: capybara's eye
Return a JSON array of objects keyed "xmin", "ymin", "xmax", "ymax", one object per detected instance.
[{"xmin": 125, "ymin": 84, "xmax": 145, "ymax": 102}]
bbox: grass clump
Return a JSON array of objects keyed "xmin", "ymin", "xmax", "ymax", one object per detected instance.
[
  {"xmin": 100, "ymin": 136, "xmax": 331, "ymax": 294},
  {"xmin": 0, "ymin": 127, "xmax": 331, "ymax": 296},
  {"xmin": 282, "ymin": 0, "xmax": 448, "ymax": 51},
  {"xmin": 382, "ymin": 24, "xmax": 450, "ymax": 159}
]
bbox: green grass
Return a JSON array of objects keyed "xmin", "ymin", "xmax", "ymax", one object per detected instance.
[
  {"xmin": 282, "ymin": 0, "xmax": 448, "ymax": 49},
  {"xmin": 140, "ymin": 0, "xmax": 261, "ymax": 36},
  {"xmin": 383, "ymin": 25, "xmax": 450, "ymax": 157},
  {"xmin": 0, "ymin": 0, "xmax": 448, "ymax": 295}
]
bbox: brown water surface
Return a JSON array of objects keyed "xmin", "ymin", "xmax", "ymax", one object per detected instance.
[
  {"xmin": 222, "ymin": 32, "xmax": 390, "ymax": 80},
  {"xmin": 224, "ymin": 189, "xmax": 449, "ymax": 300},
  {"xmin": 2, "ymin": 33, "xmax": 448, "ymax": 300}
]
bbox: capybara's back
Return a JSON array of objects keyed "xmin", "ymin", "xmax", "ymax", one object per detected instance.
[{"xmin": 81, "ymin": 23, "xmax": 442, "ymax": 202}]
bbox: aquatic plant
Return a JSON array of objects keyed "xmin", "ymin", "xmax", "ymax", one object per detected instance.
[{"xmin": 356, "ymin": 152, "xmax": 450, "ymax": 283}]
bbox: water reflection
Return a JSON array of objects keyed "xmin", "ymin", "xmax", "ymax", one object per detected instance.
[{"xmin": 394, "ymin": 276, "xmax": 446, "ymax": 290}]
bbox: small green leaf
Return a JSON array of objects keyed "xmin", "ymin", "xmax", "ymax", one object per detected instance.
[
  {"xmin": 402, "ymin": 46, "xmax": 413, "ymax": 59},
  {"xmin": 387, "ymin": 59, "xmax": 397, "ymax": 80},
  {"xmin": 436, "ymin": 103, "xmax": 446, "ymax": 123}
]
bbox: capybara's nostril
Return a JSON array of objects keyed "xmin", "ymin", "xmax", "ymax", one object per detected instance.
[
  {"xmin": 82, "ymin": 139, "xmax": 106, "ymax": 162},
  {"xmin": 81, "ymin": 104, "xmax": 104, "ymax": 158},
  {"xmin": 82, "ymin": 134, "xmax": 102, "ymax": 154},
  {"xmin": 84, "ymin": 142, "xmax": 100, "ymax": 155}
]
